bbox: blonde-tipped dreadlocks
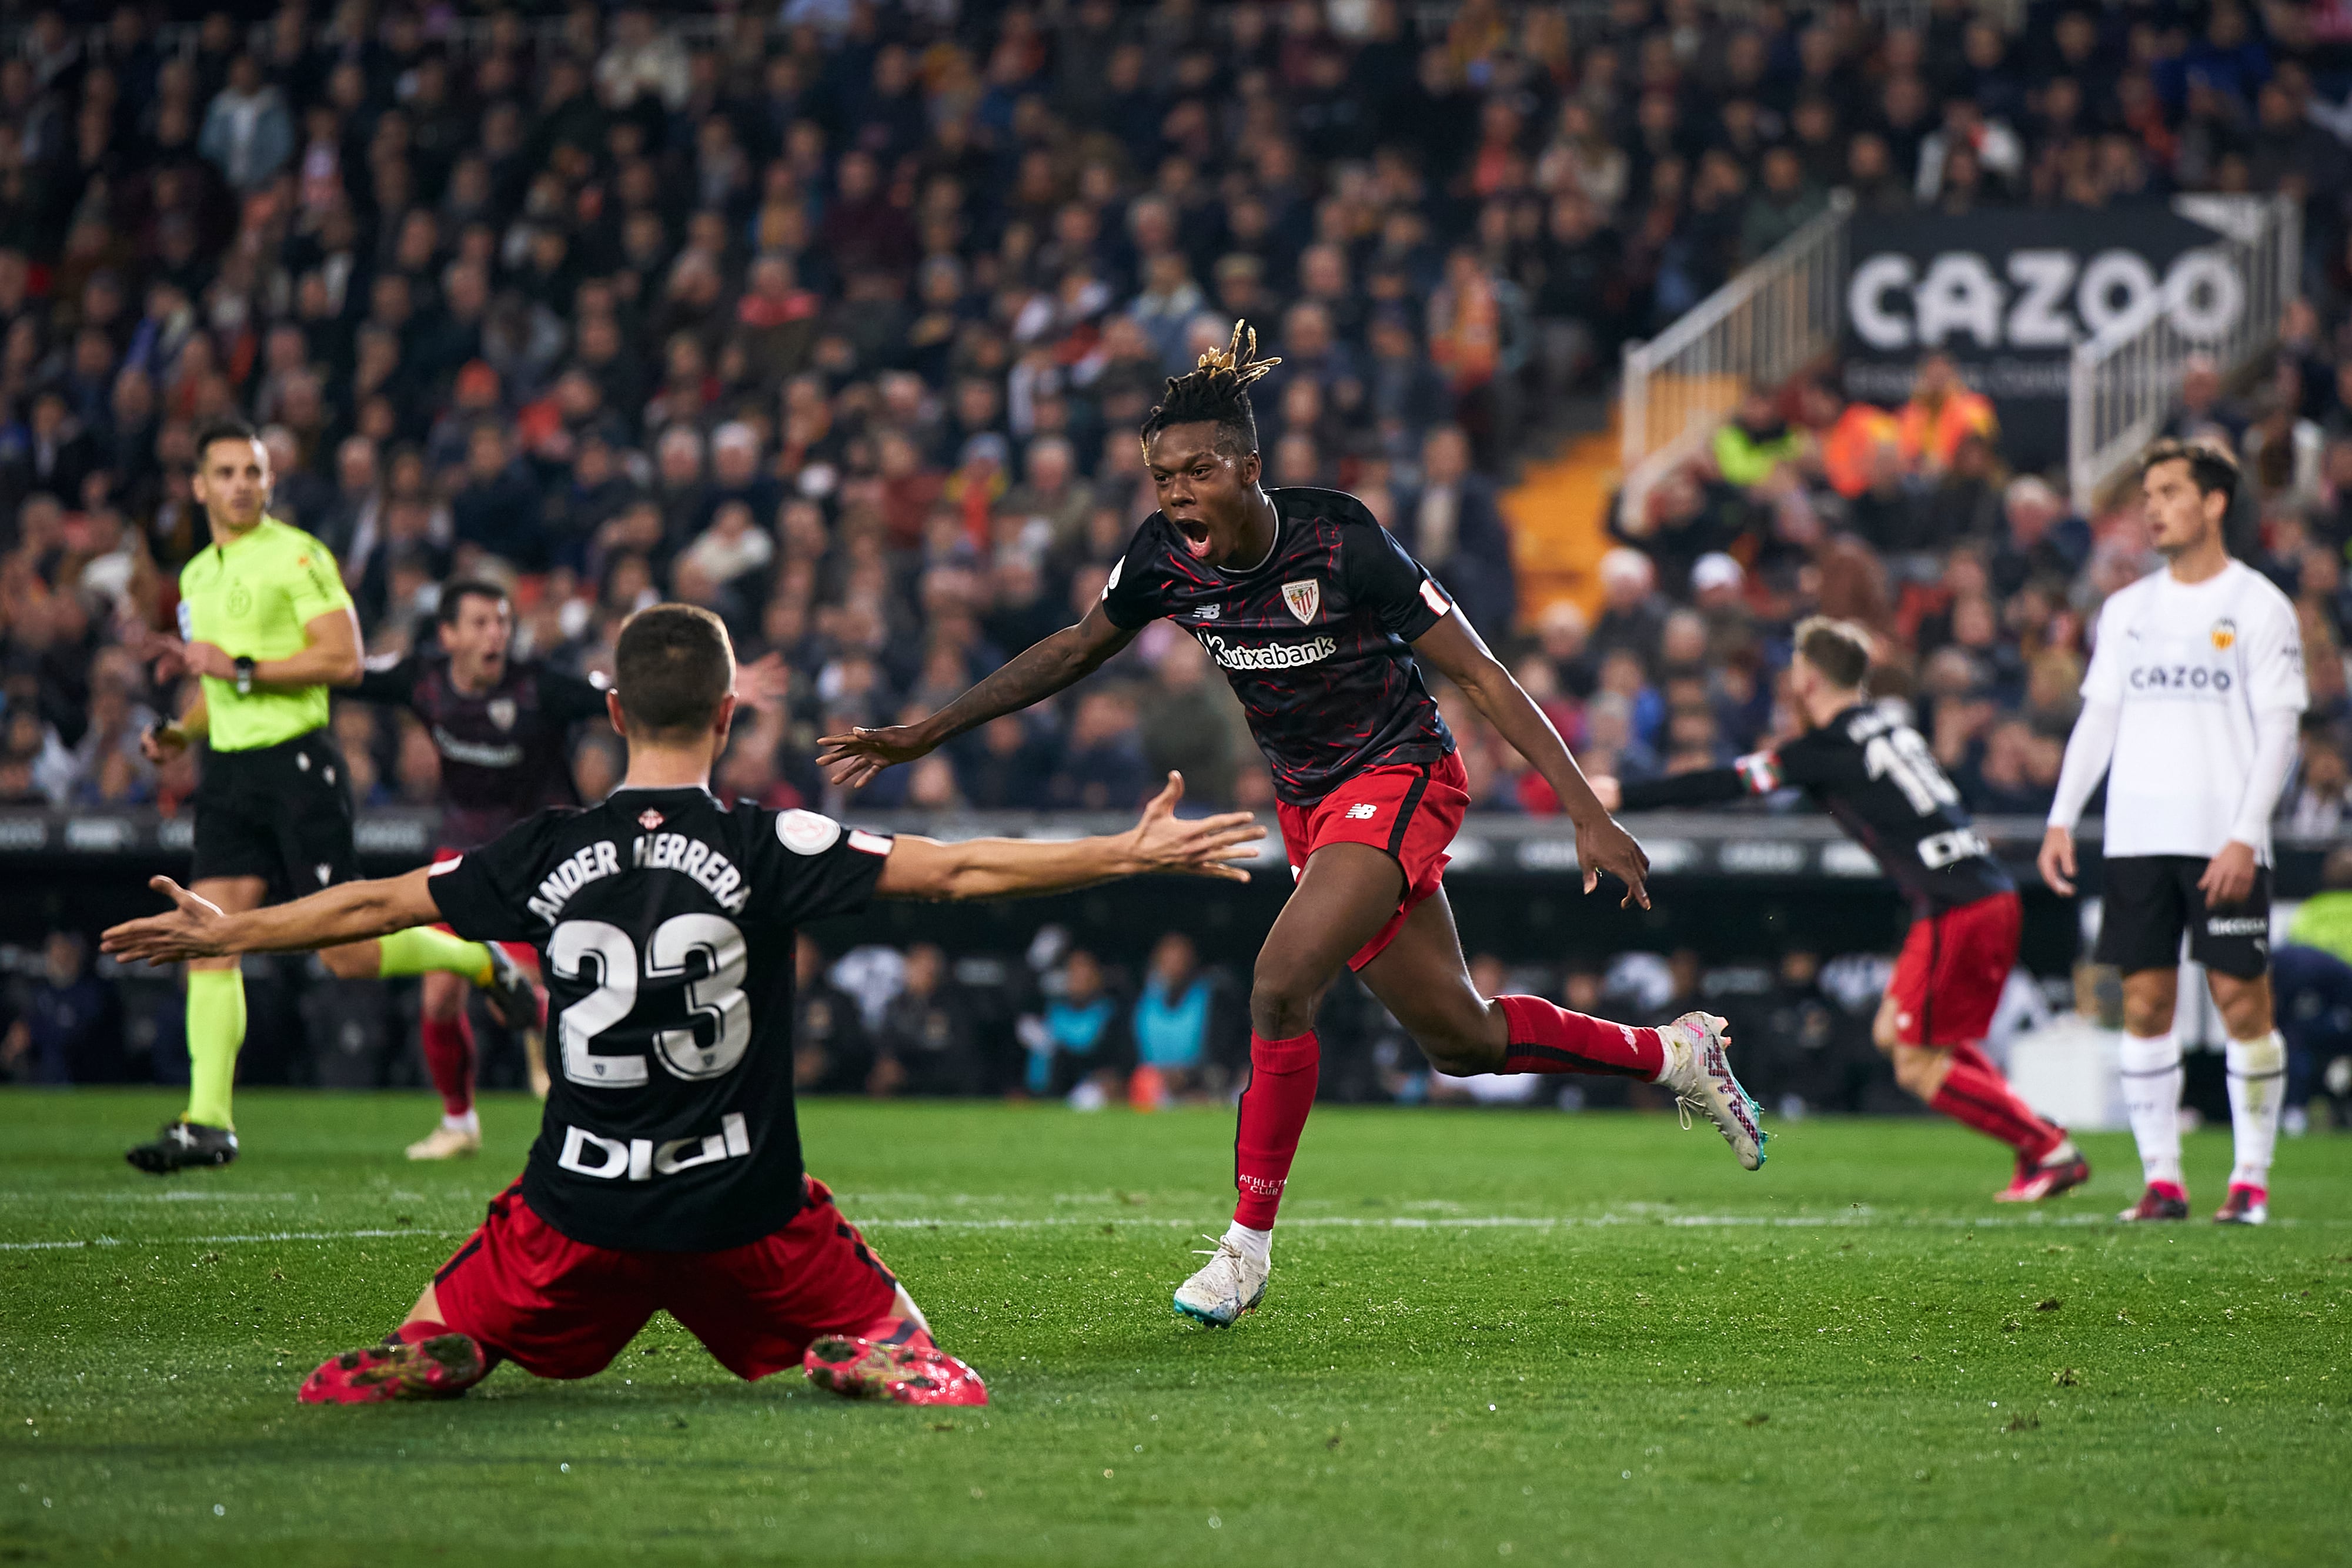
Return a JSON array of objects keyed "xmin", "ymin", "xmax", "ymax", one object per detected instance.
[{"xmin": 1140, "ymin": 320, "xmax": 1283, "ymax": 456}]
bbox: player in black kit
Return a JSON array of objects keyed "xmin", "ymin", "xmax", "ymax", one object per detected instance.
[
  {"xmin": 342, "ymin": 580, "xmax": 611, "ymax": 1156},
  {"xmin": 819, "ymin": 323, "xmax": 1766, "ymax": 1329},
  {"xmin": 1596, "ymin": 617, "xmax": 2090, "ymax": 1202},
  {"xmin": 103, "ymin": 604, "xmax": 1263, "ymax": 1406}
]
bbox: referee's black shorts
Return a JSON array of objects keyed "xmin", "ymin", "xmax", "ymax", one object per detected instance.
[
  {"xmin": 189, "ymin": 728, "xmax": 361, "ymax": 900},
  {"xmin": 2093, "ymin": 853, "xmax": 2273, "ymax": 980}
]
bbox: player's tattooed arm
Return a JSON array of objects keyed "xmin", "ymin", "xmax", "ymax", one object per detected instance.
[
  {"xmin": 1412, "ymin": 613, "xmax": 1653, "ymax": 910},
  {"xmin": 100, "ymin": 869, "xmax": 443, "ymax": 965},
  {"xmin": 876, "ymin": 773, "xmax": 1262, "ymax": 900},
  {"xmin": 817, "ymin": 601, "xmax": 1140, "ymax": 788}
]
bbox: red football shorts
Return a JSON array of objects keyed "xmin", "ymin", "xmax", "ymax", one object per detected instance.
[
  {"xmin": 429, "ymin": 1175, "xmax": 901, "ymax": 1381},
  {"xmin": 1888, "ymin": 890, "xmax": 2023, "ymax": 1047},
  {"xmin": 431, "ymin": 845, "xmax": 538, "ymax": 971},
  {"xmin": 1275, "ymin": 752, "xmax": 1471, "ymax": 971}
]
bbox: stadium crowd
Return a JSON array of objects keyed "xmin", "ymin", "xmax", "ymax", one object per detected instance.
[
  {"xmin": 3, "ymin": 0, "xmax": 2352, "ymax": 818},
  {"xmin": 6, "ymin": 0, "xmax": 2352, "ymax": 1098}
]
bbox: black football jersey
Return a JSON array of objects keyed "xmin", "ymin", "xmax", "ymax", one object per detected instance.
[
  {"xmin": 426, "ymin": 787, "xmax": 893, "ymax": 1251},
  {"xmin": 353, "ymin": 654, "xmax": 610, "ymax": 847},
  {"xmin": 1100, "ymin": 487, "xmax": 1456, "ymax": 804},
  {"xmin": 1618, "ymin": 701, "xmax": 2013, "ymax": 910}
]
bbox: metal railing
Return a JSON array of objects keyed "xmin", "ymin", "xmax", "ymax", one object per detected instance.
[
  {"xmin": 2065, "ymin": 193, "xmax": 2300, "ymax": 514},
  {"xmin": 1616, "ymin": 190, "xmax": 1853, "ymax": 528}
]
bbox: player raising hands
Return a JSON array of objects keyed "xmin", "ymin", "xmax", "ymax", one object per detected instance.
[
  {"xmin": 819, "ymin": 323, "xmax": 1765, "ymax": 1329},
  {"xmin": 107, "ymin": 604, "xmax": 1261, "ymax": 1406}
]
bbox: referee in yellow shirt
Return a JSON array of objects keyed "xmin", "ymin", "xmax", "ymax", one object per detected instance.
[{"xmin": 129, "ymin": 421, "xmax": 534, "ymax": 1173}]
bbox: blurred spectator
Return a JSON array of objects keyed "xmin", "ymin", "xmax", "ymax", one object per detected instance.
[
  {"xmin": 1402, "ymin": 424, "xmax": 1517, "ymax": 636},
  {"xmin": 1714, "ymin": 390, "xmax": 1803, "ymax": 489},
  {"xmin": 0, "ymin": 933, "xmax": 120, "ymax": 1084},
  {"xmin": 870, "ymin": 942, "xmax": 984, "ymax": 1098},
  {"xmin": 1130, "ymin": 932, "xmax": 1230, "ymax": 1104},
  {"xmin": 1021, "ymin": 948, "xmax": 1132, "ymax": 1102},
  {"xmin": 1895, "ymin": 354, "xmax": 1999, "ymax": 475},
  {"xmin": 1047, "ymin": 689, "xmax": 1151, "ymax": 811}
]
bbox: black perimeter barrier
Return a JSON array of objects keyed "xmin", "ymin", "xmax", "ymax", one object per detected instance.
[{"xmin": 0, "ymin": 808, "xmax": 2334, "ymax": 977}]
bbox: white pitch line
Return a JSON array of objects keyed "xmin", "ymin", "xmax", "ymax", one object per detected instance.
[
  {"xmin": 7, "ymin": 1209, "xmax": 2337, "ymax": 1252},
  {"xmin": 0, "ymin": 1227, "xmax": 466, "ymax": 1252}
]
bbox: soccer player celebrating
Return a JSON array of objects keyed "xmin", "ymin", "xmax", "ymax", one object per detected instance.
[
  {"xmin": 1593, "ymin": 617, "xmax": 2089, "ymax": 1201},
  {"xmin": 818, "ymin": 325, "xmax": 1765, "ymax": 1328},
  {"xmin": 343, "ymin": 579, "xmax": 617, "ymax": 1158},
  {"xmin": 128, "ymin": 422, "xmax": 532, "ymax": 1174},
  {"xmin": 2041, "ymin": 440, "xmax": 2308, "ymax": 1225},
  {"xmin": 102, "ymin": 604, "xmax": 1262, "ymax": 1406}
]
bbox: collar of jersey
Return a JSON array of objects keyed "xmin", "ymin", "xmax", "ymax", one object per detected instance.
[
  {"xmin": 610, "ymin": 783, "xmax": 719, "ymax": 800},
  {"xmin": 1211, "ymin": 506, "xmax": 1282, "ymax": 577}
]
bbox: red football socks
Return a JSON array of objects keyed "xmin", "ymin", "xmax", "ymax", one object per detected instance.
[
  {"xmin": 1930, "ymin": 1042, "xmax": 2064, "ymax": 1160},
  {"xmin": 1496, "ymin": 995, "xmax": 1665, "ymax": 1080},
  {"xmin": 1232, "ymin": 1031, "xmax": 1320, "ymax": 1228},
  {"xmin": 421, "ymin": 1014, "xmax": 475, "ymax": 1118}
]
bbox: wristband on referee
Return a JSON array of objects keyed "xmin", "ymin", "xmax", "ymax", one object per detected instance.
[{"xmin": 234, "ymin": 656, "xmax": 256, "ymax": 695}]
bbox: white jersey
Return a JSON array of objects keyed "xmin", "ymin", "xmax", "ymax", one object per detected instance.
[{"xmin": 2076, "ymin": 559, "xmax": 2306, "ymax": 861}]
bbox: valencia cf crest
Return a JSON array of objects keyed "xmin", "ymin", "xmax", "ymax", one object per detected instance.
[
  {"xmin": 487, "ymin": 697, "xmax": 517, "ymax": 731},
  {"xmin": 2210, "ymin": 619, "xmax": 2237, "ymax": 651},
  {"xmin": 637, "ymin": 808, "xmax": 665, "ymax": 830},
  {"xmin": 1281, "ymin": 579, "xmax": 1321, "ymax": 624}
]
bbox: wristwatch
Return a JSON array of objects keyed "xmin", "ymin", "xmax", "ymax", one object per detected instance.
[{"xmin": 233, "ymin": 656, "xmax": 256, "ymax": 695}]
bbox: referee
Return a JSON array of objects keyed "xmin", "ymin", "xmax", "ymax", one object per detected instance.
[{"xmin": 129, "ymin": 420, "xmax": 526, "ymax": 1174}]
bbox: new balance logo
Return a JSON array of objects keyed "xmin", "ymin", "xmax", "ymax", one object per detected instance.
[{"xmin": 1344, "ymin": 803, "xmax": 1377, "ymax": 820}]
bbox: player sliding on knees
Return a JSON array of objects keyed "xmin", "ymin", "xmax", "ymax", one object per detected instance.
[
  {"xmin": 105, "ymin": 604, "xmax": 1261, "ymax": 1407},
  {"xmin": 2040, "ymin": 440, "xmax": 2307, "ymax": 1226},
  {"xmin": 1595, "ymin": 617, "xmax": 2089, "ymax": 1202},
  {"xmin": 818, "ymin": 323, "xmax": 1765, "ymax": 1330}
]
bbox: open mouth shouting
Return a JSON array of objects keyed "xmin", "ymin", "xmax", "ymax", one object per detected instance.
[{"xmin": 1172, "ymin": 514, "xmax": 1214, "ymax": 560}]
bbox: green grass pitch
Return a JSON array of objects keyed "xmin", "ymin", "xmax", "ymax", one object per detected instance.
[{"xmin": 3, "ymin": 1091, "xmax": 2348, "ymax": 1567}]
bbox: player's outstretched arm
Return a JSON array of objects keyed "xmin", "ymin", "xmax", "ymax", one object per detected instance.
[
  {"xmin": 817, "ymin": 603, "xmax": 1139, "ymax": 789},
  {"xmin": 875, "ymin": 772, "xmax": 1263, "ymax": 901},
  {"xmin": 100, "ymin": 869, "xmax": 442, "ymax": 965},
  {"xmin": 1411, "ymin": 613, "xmax": 1652, "ymax": 909}
]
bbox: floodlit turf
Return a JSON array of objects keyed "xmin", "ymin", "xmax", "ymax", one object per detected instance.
[{"xmin": 3, "ymin": 1092, "xmax": 2348, "ymax": 1567}]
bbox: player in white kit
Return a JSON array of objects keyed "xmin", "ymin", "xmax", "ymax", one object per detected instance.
[{"xmin": 2040, "ymin": 440, "xmax": 2307, "ymax": 1225}]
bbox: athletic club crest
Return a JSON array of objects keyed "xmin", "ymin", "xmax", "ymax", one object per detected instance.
[
  {"xmin": 1281, "ymin": 579, "xmax": 1321, "ymax": 624},
  {"xmin": 487, "ymin": 697, "xmax": 517, "ymax": 731}
]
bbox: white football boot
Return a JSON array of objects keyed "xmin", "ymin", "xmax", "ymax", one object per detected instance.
[
  {"xmin": 1172, "ymin": 1236, "xmax": 1269, "ymax": 1326},
  {"xmin": 405, "ymin": 1122, "xmax": 482, "ymax": 1161},
  {"xmin": 1657, "ymin": 1012, "xmax": 1767, "ymax": 1171}
]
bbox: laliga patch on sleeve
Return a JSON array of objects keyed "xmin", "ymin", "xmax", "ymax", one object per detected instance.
[
  {"xmin": 427, "ymin": 855, "xmax": 463, "ymax": 876},
  {"xmin": 1419, "ymin": 579, "xmax": 1452, "ymax": 616},
  {"xmin": 775, "ymin": 809, "xmax": 844, "ymax": 855},
  {"xmin": 1101, "ymin": 557, "xmax": 1124, "ymax": 598}
]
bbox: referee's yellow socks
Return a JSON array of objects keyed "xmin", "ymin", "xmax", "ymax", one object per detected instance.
[
  {"xmin": 376, "ymin": 927, "xmax": 495, "ymax": 987},
  {"xmin": 185, "ymin": 968, "xmax": 246, "ymax": 1129}
]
